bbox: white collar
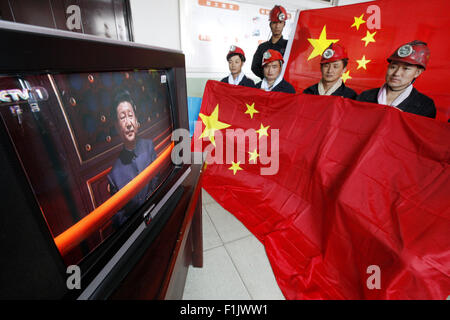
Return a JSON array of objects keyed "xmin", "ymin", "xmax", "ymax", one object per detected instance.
[
  {"xmin": 318, "ymin": 79, "xmax": 343, "ymax": 96},
  {"xmin": 377, "ymin": 83, "xmax": 413, "ymax": 108},
  {"xmin": 261, "ymin": 73, "xmax": 283, "ymax": 92},
  {"xmin": 228, "ymin": 72, "xmax": 244, "ymax": 85}
]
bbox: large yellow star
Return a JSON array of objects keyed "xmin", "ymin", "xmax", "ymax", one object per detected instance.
[
  {"xmin": 351, "ymin": 14, "xmax": 366, "ymax": 30},
  {"xmin": 256, "ymin": 123, "xmax": 270, "ymax": 138},
  {"xmin": 307, "ymin": 25, "xmax": 339, "ymax": 61},
  {"xmin": 198, "ymin": 104, "xmax": 231, "ymax": 146},
  {"xmin": 229, "ymin": 161, "xmax": 243, "ymax": 175},
  {"xmin": 341, "ymin": 70, "xmax": 352, "ymax": 83},
  {"xmin": 361, "ymin": 30, "xmax": 376, "ymax": 47},
  {"xmin": 356, "ymin": 55, "xmax": 371, "ymax": 70},
  {"xmin": 245, "ymin": 102, "xmax": 259, "ymax": 119},
  {"xmin": 248, "ymin": 149, "xmax": 259, "ymax": 163}
]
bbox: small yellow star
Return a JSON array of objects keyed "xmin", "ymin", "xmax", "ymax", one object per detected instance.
[
  {"xmin": 256, "ymin": 123, "xmax": 270, "ymax": 138},
  {"xmin": 356, "ymin": 55, "xmax": 371, "ymax": 70},
  {"xmin": 248, "ymin": 149, "xmax": 259, "ymax": 163},
  {"xmin": 307, "ymin": 25, "xmax": 339, "ymax": 61},
  {"xmin": 245, "ymin": 102, "xmax": 259, "ymax": 119},
  {"xmin": 198, "ymin": 104, "xmax": 231, "ymax": 146},
  {"xmin": 229, "ymin": 161, "xmax": 243, "ymax": 175},
  {"xmin": 351, "ymin": 14, "xmax": 366, "ymax": 30},
  {"xmin": 341, "ymin": 70, "xmax": 352, "ymax": 83},
  {"xmin": 361, "ymin": 30, "xmax": 376, "ymax": 47}
]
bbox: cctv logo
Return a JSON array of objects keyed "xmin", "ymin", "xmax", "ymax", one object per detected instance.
[
  {"xmin": 0, "ymin": 89, "xmax": 30, "ymax": 103},
  {"xmin": 0, "ymin": 87, "xmax": 49, "ymax": 103}
]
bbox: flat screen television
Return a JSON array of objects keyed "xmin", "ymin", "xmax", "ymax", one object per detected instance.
[{"xmin": 0, "ymin": 20, "xmax": 195, "ymax": 299}]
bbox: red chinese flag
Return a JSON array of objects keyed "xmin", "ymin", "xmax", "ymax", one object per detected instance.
[
  {"xmin": 192, "ymin": 80, "xmax": 450, "ymax": 299},
  {"xmin": 284, "ymin": 0, "xmax": 450, "ymax": 122}
]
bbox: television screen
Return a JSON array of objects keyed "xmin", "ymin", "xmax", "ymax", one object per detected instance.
[{"xmin": 0, "ymin": 68, "xmax": 175, "ymax": 266}]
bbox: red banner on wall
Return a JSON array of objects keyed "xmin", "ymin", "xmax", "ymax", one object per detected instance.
[
  {"xmin": 284, "ymin": 0, "xmax": 450, "ymax": 122},
  {"xmin": 193, "ymin": 80, "xmax": 450, "ymax": 300}
]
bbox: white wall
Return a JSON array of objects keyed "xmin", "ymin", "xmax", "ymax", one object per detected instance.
[
  {"xmin": 128, "ymin": 0, "xmax": 336, "ymax": 51},
  {"xmin": 238, "ymin": 0, "xmax": 331, "ymax": 10},
  {"xmin": 128, "ymin": 0, "xmax": 372, "ymax": 50},
  {"xmin": 129, "ymin": 0, "xmax": 181, "ymax": 50},
  {"xmin": 336, "ymin": 0, "xmax": 373, "ymax": 5}
]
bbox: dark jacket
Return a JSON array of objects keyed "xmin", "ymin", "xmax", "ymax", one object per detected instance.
[
  {"xmin": 220, "ymin": 74, "xmax": 256, "ymax": 88},
  {"xmin": 303, "ymin": 82, "xmax": 357, "ymax": 99},
  {"xmin": 357, "ymin": 87, "xmax": 436, "ymax": 119},
  {"xmin": 256, "ymin": 79, "xmax": 296, "ymax": 94},
  {"xmin": 107, "ymin": 138, "xmax": 158, "ymax": 227},
  {"xmin": 251, "ymin": 36, "xmax": 288, "ymax": 80}
]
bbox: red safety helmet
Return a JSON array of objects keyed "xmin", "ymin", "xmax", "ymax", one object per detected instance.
[
  {"xmin": 320, "ymin": 43, "xmax": 348, "ymax": 64},
  {"xmin": 227, "ymin": 45, "xmax": 246, "ymax": 62},
  {"xmin": 269, "ymin": 5, "xmax": 287, "ymax": 22},
  {"xmin": 387, "ymin": 40, "xmax": 430, "ymax": 69},
  {"xmin": 262, "ymin": 49, "xmax": 284, "ymax": 66}
]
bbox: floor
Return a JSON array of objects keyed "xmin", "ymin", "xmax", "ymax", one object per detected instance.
[{"xmin": 182, "ymin": 188, "xmax": 285, "ymax": 300}]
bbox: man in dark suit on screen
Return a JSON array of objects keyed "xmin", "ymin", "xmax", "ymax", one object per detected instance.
[{"xmin": 107, "ymin": 90, "xmax": 159, "ymax": 227}]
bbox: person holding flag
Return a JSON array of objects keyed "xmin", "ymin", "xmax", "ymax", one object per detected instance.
[
  {"xmin": 251, "ymin": 5, "xmax": 288, "ymax": 80},
  {"xmin": 220, "ymin": 45, "xmax": 255, "ymax": 88},
  {"xmin": 256, "ymin": 49, "xmax": 296, "ymax": 94},
  {"xmin": 357, "ymin": 40, "xmax": 436, "ymax": 118},
  {"xmin": 303, "ymin": 43, "xmax": 357, "ymax": 99}
]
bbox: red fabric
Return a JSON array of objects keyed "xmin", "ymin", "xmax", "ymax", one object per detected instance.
[
  {"xmin": 193, "ymin": 80, "xmax": 450, "ymax": 300},
  {"xmin": 284, "ymin": 0, "xmax": 450, "ymax": 122}
]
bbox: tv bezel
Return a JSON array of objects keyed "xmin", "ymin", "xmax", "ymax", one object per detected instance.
[{"xmin": 0, "ymin": 20, "xmax": 191, "ymax": 299}]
